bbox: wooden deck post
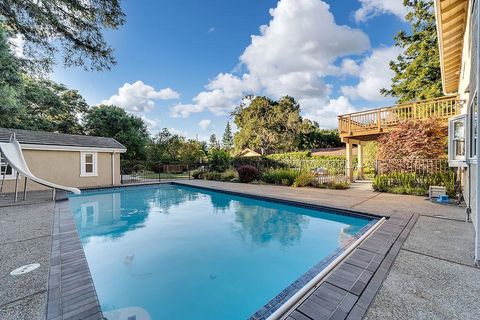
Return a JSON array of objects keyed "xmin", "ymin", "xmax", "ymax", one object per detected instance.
[
  {"xmin": 357, "ymin": 142, "xmax": 364, "ymax": 180},
  {"xmin": 345, "ymin": 140, "xmax": 354, "ymax": 182},
  {"xmin": 377, "ymin": 110, "xmax": 381, "ymax": 132}
]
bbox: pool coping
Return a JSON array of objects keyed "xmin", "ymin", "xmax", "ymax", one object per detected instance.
[
  {"xmin": 46, "ymin": 198, "xmax": 103, "ymax": 320},
  {"xmin": 46, "ymin": 182, "xmax": 417, "ymax": 320}
]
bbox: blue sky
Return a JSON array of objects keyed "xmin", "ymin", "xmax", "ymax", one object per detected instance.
[{"xmin": 52, "ymin": 0, "xmax": 409, "ymax": 141}]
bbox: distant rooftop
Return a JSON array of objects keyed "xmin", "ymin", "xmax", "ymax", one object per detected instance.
[
  {"xmin": 0, "ymin": 128, "xmax": 126, "ymax": 150},
  {"xmin": 311, "ymin": 147, "xmax": 357, "ymax": 157}
]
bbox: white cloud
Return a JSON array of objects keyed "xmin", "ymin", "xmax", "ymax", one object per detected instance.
[
  {"xmin": 301, "ymin": 96, "xmax": 357, "ymax": 128},
  {"xmin": 171, "ymin": 73, "xmax": 260, "ymax": 117},
  {"xmin": 341, "ymin": 46, "xmax": 402, "ymax": 101},
  {"xmin": 208, "ymin": 27, "xmax": 215, "ymax": 33},
  {"xmin": 198, "ymin": 119, "xmax": 211, "ymax": 130},
  {"xmin": 102, "ymin": 81, "xmax": 180, "ymax": 112},
  {"xmin": 240, "ymin": 0, "xmax": 369, "ymax": 98},
  {"xmin": 354, "ymin": 0, "xmax": 407, "ymax": 22},
  {"xmin": 169, "ymin": 0, "xmax": 370, "ymax": 123},
  {"xmin": 140, "ymin": 116, "xmax": 161, "ymax": 132},
  {"xmin": 170, "ymin": 103, "xmax": 204, "ymax": 118},
  {"xmin": 340, "ymin": 58, "xmax": 361, "ymax": 76}
]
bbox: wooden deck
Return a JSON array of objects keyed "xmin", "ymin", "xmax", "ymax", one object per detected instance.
[{"xmin": 338, "ymin": 96, "xmax": 461, "ymax": 141}]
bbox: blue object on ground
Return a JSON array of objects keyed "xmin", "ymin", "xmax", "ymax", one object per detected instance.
[{"xmin": 437, "ymin": 195, "xmax": 450, "ymax": 203}]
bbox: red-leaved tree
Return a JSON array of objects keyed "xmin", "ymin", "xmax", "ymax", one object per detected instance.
[{"xmin": 377, "ymin": 118, "xmax": 447, "ymax": 160}]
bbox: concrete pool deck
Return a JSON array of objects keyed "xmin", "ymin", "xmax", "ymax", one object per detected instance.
[{"xmin": 0, "ymin": 181, "xmax": 477, "ymax": 319}]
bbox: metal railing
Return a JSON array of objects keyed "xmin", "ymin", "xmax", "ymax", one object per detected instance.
[
  {"xmin": 120, "ymin": 161, "xmax": 203, "ymax": 184},
  {"xmin": 338, "ymin": 96, "xmax": 461, "ymax": 138},
  {"xmin": 374, "ymin": 159, "xmax": 450, "ymax": 176},
  {"xmin": 238, "ymin": 158, "xmax": 349, "ymax": 184}
]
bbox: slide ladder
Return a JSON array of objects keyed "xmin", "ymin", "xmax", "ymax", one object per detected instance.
[{"xmin": 0, "ymin": 134, "xmax": 80, "ymax": 202}]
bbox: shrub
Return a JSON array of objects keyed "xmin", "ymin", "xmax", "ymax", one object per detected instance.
[
  {"xmin": 232, "ymin": 156, "xmax": 281, "ymax": 171},
  {"xmin": 208, "ymin": 148, "xmax": 231, "ymax": 172},
  {"xmin": 261, "ymin": 168, "xmax": 299, "ymax": 186},
  {"xmin": 328, "ymin": 181, "xmax": 350, "ymax": 190},
  {"xmin": 220, "ymin": 169, "xmax": 238, "ymax": 182},
  {"xmin": 204, "ymin": 171, "xmax": 222, "ymax": 181},
  {"xmin": 377, "ymin": 118, "xmax": 447, "ymax": 160},
  {"xmin": 191, "ymin": 169, "xmax": 204, "ymax": 179},
  {"xmin": 293, "ymin": 171, "xmax": 315, "ymax": 187},
  {"xmin": 237, "ymin": 165, "xmax": 259, "ymax": 183},
  {"xmin": 372, "ymin": 171, "xmax": 455, "ymax": 197}
]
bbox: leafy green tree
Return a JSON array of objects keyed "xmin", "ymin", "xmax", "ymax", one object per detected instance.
[
  {"xmin": 148, "ymin": 128, "xmax": 184, "ymax": 162},
  {"xmin": 84, "ymin": 105, "xmax": 150, "ymax": 160},
  {"xmin": 178, "ymin": 140, "xmax": 206, "ymax": 165},
  {"xmin": 381, "ymin": 0, "xmax": 442, "ymax": 103},
  {"xmin": 222, "ymin": 121, "xmax": 234, "ymax": 151},
  {"xmin": 1, "ymin": 0, "xmax": 125, "ymax": 72},
  {"xmin": 0, "ymin": 26, "xmax": 22, "ymax": 127},
  {"xmin": 208, "ymin": 148, "xmax": 231, "ymax": 172},
  {"xmin": 232, "ymin": 96, "xmax": 305, "ymax": 154},
  {"xmin": 299, "ymin": 121, "xmax": 342, "ymax": 150},
  {"xmin": 15, "ymin": 79, "xmax": 88, "ymax": 134}
]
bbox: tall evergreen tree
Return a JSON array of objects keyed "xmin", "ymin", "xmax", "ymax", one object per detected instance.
[
  {"xmin": 222, "ymin": 121, "xmax": 234, "ymax": 150},
  {"xmin": 381, "ymin": 0, "xmax": 443, "ymax": 103},
  {"xmin": 0, "ymin": 25, "xmax": 22, "ymax": 127},
  {"xmin": 209, "ymin": 134, "xmax": 219, "ymax": 149}
]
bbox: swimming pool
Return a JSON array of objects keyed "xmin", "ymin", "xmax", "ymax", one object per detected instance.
[{"xmin": 68, "ymin": 184, "xmax": 377, "ymax": 320}]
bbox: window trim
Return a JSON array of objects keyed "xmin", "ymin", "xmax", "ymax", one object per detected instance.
[
  {"xmin": 0, "ymin": 153, "xmax": 16, "ymax": 180},
  {"xmin": 80, "ymin": 152, "xmax": 98, "ymax": 177},
  {"xmin": 448, "ymin": 114, "xmax": 467, "ymax": 167},
  {"xmin": 469, "ymin": 92, "xmax": 478, "ymax": 162}
]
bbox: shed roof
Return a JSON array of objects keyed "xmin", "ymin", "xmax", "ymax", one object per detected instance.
[
  {"xmin": 0, "ymin": 128, "xmax": 126, "ymax": 151},
  {"xmin": 311, "ymin": 147, "xmax": 357, "ymax": 157}
]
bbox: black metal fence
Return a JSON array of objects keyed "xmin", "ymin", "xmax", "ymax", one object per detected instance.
[
  {"xmin": 374, "ymin": 159, "xmax": 450, "ymax": 176},
  {"xmin": 233, "ymin": 157, "xmax": 349, "ymax": 184},
  {"xmin": 120, "ymin": 161, "xmax": 204, "ymax": 184}
]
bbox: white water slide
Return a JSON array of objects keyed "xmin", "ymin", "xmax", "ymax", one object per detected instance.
[{"xmin": 0, "ymin": 140, "xmax": 81, "ymax": 200}]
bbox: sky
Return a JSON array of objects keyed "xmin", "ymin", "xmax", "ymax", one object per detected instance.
[{"xmin": 51, "ymin": 0, "xmax": 409, "ymax": 141}]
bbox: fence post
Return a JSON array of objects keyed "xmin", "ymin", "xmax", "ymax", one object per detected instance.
[
  {"xmin": 188, "ymin": 165, "xmax": 191, "ymax": 180},
  {"xmin": 377, "ymin": 110, "xmax": 381, "ymax": 132}
]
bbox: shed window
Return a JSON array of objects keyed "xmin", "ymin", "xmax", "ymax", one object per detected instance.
[
  {"xmin": 80, "ymin": 152, "xmax": 98, "ymax": 177},
  {"xmin": 0, "ymin": 153, "xmax": 15, "ymax": 180}
]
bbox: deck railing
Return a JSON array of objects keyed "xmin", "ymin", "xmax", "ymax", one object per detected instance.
[{"xmin": 338, "ymin": 96, "xmax": 461, "ymax": 138}]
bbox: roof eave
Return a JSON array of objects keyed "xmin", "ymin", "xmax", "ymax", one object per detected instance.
[{"xmin": 434, "ymin": 0, "xmax": 469, "ymax": 95}]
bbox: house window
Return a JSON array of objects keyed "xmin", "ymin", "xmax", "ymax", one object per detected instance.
[
  {"xmin": 470, "ymin": 94, "xmax": 478, "ymax": 159},
  {"xmin": 448, "ymin": 114, "xmax": 467, "ymax": 166},
  {"xmin": 0, "ymin": 153, "xmax": 15, "ymax": 180},
  {"xmin": 80, "ymin": 152, "xmax": 98, "ymax": 177}
]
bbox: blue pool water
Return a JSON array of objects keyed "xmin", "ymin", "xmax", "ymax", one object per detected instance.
[{"xmin": 68, "ymin": 184, "xmax": 375, "ymax": 320}]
